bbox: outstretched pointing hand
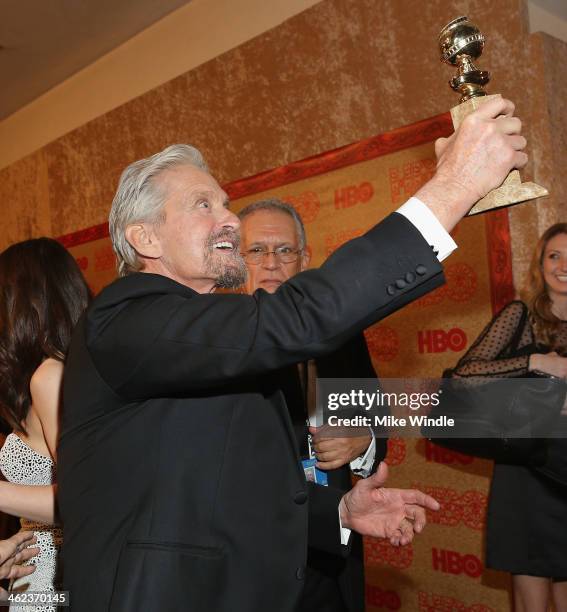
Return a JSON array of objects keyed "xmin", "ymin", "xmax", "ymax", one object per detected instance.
[{"xmin": 339, "ymin": 462, "xmax": 440, "ymax": 546}]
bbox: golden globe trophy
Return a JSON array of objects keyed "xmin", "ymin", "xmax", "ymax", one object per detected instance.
[{"xmin": 438, "ymin": 16, "xmax": 548, "ymax": 214}]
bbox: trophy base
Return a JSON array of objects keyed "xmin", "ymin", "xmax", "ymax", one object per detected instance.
[
  {"xmin": 450, "ymin": 94, "xmax": 548, "ymax": 215},
  {"xmin": 468, "ymin": 173, "xmax": 549, "ymax": 215}
]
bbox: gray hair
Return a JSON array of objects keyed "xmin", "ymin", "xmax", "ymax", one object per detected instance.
[
  {"xmin": 237, "ymin": 199, "xmax": 307, "ymax": 250},
  {"xmin": 109, "ymin": 144, "xmax": 208, "ymax": 276}
]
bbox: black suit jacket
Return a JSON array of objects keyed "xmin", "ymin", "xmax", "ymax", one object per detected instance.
[
  {"xmin": 58, "ymin": 213, "xmax": 443, "ymax": 612},
  {"xmin": 282, "ymin": 335, "xmax": 384, "ymax": 612}
]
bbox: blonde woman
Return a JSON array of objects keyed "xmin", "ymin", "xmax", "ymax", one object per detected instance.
[{"xmin": 450, "ymin": 223, "xmax": 567, "ymax": 612}]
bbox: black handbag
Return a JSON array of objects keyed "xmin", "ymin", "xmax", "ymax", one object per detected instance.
[
  {"xmin": 422, "ymin": 372, "xmax": 566, "ymax": 463},
  {"xmin": 422, "ymin": 304, "xmax": 567, "ymax": 463}
]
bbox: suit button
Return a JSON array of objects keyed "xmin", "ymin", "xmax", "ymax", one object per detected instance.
[
  {"xmin": 386, "ymin": 284, "xmax": 395, "ymax": 296},
  {"xmin": 296, "ymin": 566, "xmax": 306, "ymax": 580},
  {"xmin": 415, "ymin": 265, "xmax": 427, "ymax": 276},
  {"xmin": 405, "ymin": 272, "xmax": 415, "ymax": 283},
  {"xmin": 395, "ymin": 278, "xmax": 406, "ymax": 289},
  {"xmin": 293, "ymin": 491, "xmax": 307, "ymax": 505}
]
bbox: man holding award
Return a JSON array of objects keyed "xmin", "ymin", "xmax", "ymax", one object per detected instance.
[{"xmin": 58, "ymin": 85, "xmax": 528, "ymax": 612}]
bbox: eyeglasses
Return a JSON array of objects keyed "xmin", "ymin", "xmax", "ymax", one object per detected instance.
[{"xmin": 241, "ymin": 246, "xmax": 303, "ymax": 265}]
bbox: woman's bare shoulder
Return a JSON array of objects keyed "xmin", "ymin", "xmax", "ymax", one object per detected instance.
[{"xmin": 29, "ymin": 358, "xmax": 64, "ymax": 402}]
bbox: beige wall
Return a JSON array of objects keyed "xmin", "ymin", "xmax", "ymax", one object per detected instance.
[
  {"xmin": 510, "ymin": 31, "xmax": 567, "ymax": 288},
  {"xmin": 0, "ymin": 0, "xmax": 322, "ymax": 171},
  {"xmin": 1, "ymin": 0, "xmax": 566, "ymax": 173},
  {"xmin": 0, "ymin": 0, "xmax": 564, "ymax": 271}
]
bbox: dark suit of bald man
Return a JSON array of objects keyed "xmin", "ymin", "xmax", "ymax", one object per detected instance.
[{"xmin": 281, "ymin": 333, "xmax": 385, "ymax": 611}]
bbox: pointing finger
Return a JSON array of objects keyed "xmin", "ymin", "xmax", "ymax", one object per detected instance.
[{"xmin": 399, "ymin": 489, "xmax": 440, "ymax": 511}]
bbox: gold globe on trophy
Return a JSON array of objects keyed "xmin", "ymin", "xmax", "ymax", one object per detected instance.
[{"xmin": 438, "ymin": 16, "xmax": 548, "ymax": 214}]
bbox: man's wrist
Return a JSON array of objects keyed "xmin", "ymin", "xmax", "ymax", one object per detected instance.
[
  {"xmin": 339, "ymin": 495, "xmax": 350, "ymax": 529},
  {"xmin": 397, "ymin": 197, "xmax": 457, "ymax": 262},
  {"xmin": 339, "ymin": 496, "xmax": 347, "ymax": 527},
  {"xmin": 350, "ymin": 431, "xmax": 376, "ymax": 476},
  {"xmin": 338, "ymin": 496, "xmax": 352, "ymax": 545},
  {"xmin": 414, "ymin": 176, "xmax": 479, "ymax": 233}
]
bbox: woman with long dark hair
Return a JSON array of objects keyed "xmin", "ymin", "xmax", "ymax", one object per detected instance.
[
  {"xmin": 0, "ymin": 238, "xmax": 91, "ymax": 609},
  {"xmin": 450, "ymin": 223, "xmax": 567, "ymax": 612}
]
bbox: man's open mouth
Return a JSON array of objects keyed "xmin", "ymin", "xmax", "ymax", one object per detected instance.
[{"xmin": 212, "ymin": 240, "xmax": 236, "ymax": 252}]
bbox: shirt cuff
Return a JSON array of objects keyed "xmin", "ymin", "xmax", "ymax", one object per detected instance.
[
  {"xmin": 338, "ymin": 504, "xmax": 351, "ymax": 545},
  {"xmin": 397, "ymin": 197, "xmax": 458, "ymax": 262},
  {"xmin": 350, "ymin": 428, "xmax": 376, "ymax": 478}
]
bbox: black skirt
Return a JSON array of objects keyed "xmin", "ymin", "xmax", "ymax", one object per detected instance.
[{"xmin": 487, "ymin": 461, "xmax": 567, "ymax": 577}]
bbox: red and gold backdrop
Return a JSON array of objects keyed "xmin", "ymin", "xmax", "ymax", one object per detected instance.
[{"xmin": 58, "ymin": 113, "xmax": 514, "ymax": 611}]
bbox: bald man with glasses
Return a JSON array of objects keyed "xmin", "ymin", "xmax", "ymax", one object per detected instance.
[{"xmin": 239, "ymin": 199, "xmax": 384, "ymax": 612}]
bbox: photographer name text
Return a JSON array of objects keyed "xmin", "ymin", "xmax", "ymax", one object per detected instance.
[{"xmin": 327, "ymin": 415, "xmax": 455, "ymax": 427}]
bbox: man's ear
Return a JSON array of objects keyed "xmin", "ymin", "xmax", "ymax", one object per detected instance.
[
  {"xmin": 124, "ymin": 223, "xmax": 163, "ymax": 260},
  {"xmin": 300, "ymin": 246, "xmax": 311, "ymax": 272}
]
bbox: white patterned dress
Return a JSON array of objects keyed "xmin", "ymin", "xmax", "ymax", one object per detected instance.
[{"xmin": 0, "ymin": 433, "xmax": 62, "ymax": 611}]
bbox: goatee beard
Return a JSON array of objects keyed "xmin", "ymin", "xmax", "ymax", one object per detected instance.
[{"xmin": 204, "ymin": 229, "xmax": 247, "ymax": 289}]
